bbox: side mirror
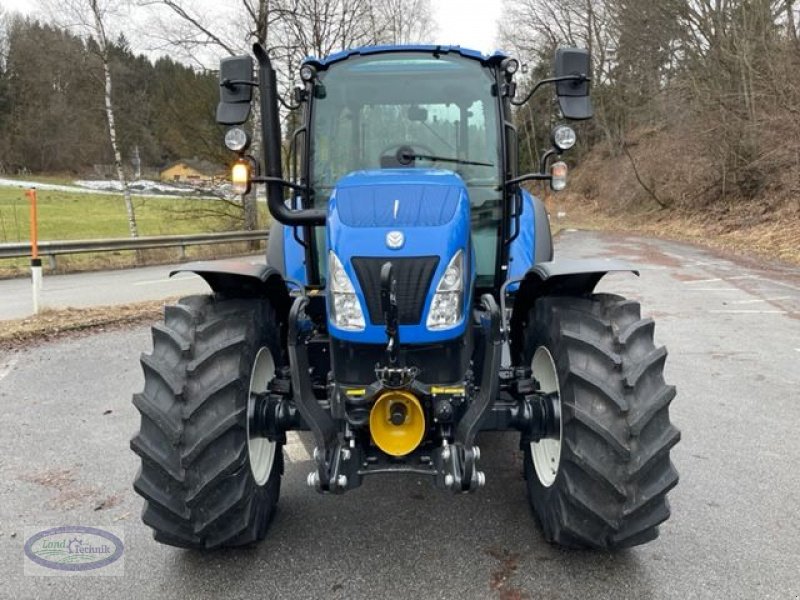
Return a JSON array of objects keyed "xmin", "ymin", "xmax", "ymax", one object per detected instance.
[
  {"xmin": 553, "ymin": 48, "xmax": 593, "ymax": 121},
  {"xmin": 216, "ymin": 55, "xmax": 254, "ymax": 125}
]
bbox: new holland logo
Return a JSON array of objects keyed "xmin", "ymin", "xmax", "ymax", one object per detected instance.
[{"xmin": 385, "ymin": 231, "xmax": 404, "ymax": 249}]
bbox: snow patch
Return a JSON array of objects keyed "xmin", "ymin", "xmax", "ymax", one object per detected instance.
[
  {"xmin": 74, "ymin": 179, "xmax": 195, "ymax": 194},
  {"xmin": 0, "ymin": 177, "xmax": 221, "ymax": 199}
]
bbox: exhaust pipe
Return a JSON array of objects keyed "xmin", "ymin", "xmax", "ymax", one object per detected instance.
[{"xmin": 252, "ymin": 43, "xmax": 325, "ymax": 227}]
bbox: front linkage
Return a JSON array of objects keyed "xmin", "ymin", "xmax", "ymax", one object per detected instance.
[
  {"xmin": 249, "ymin": 291, "xmax": 562, "ymax": 495},
  {"xmin": 289, "ymin": 292, "xmax": 500, "ymax": 494}
]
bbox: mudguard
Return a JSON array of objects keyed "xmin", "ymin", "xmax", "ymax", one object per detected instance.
[
  {"xmin": 508, "ymin": 191, "xmax": 554, "ymax": 286},
  {"xmin": 266, "ymin": 221, "xmax": 285, "ymax": 275},
  {"xmin": 266, "ymin": 220, "xmax": 309, "ymax": 284},
  {"xmin": 171, "ymin": 260, "xmax": 291, "ymax": 322},
  {"xmin": 531, "ymin": 194, "xmax": 553, "ymax": 263},
  {"xmin": 508, "ymin": 259, "xmax": 639, "ymax": 361}
]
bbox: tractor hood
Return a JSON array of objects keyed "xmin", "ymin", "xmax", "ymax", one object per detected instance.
[
  {"xmin": 326, "ymin": 169, "xmax": 473, "ymax": 344},
  {"xmin": 331, "ymin": 169, "xmax": 465, "ymax": 228}
]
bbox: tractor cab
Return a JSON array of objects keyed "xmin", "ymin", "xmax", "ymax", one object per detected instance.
[
  {"xmin": 218, "ymin": 45, "xmax": 592, "ymax": 293},
  {"xmin": 305, "ymin": 49, "xmax": 504, "ymax": 289}
]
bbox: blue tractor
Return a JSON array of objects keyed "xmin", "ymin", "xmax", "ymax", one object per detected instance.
[{"xmin": 132, "ymin": 44, "xmax": 679, "ymax": 550}]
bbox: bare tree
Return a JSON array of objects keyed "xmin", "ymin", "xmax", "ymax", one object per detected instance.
[
  {"xmin": 142, "ymin": 0, "xmax": 321, "ymax": 232},
  {"xmin": 90, "ymin": 1, "xmax": 139, "ymax": 238},
  {"xmin": 138, "ymin": 0, "xmax": 283, "ymax": 231},
  {"xmin": 500, "ymin": 0, "xmax": 800, "ymax": 207},
  {"xmin": 270, "ymin": 0, "xmax": 371, "ymax": 95},
  {"xmin": 0, "ymin": 6, "xmax": 7, "ymax": 58},
  {"xmin": 140, "ymin": 1, "xmax": 279, "ymax": 68},
  {"xmin": 785, "ymin": 0, "xmax": 799, "ymax": 42},
  {"xmin": 368, "ymin": 0, "xmax": 436, "ymax": 44},
  {"xmin": 47, "ymin": 0, "xmax": 139, "ymax": 238},
  {"xmin": 138, "ymin": 0, "xmax": 434, "ymax": 230}
]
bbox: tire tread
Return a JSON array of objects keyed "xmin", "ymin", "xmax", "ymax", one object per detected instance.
[
  {"xmin": 523, "ymin": 294, "xmax": 679, "ymax": 550},
  {"xmin": 131, "ymin": 295, "xmax": 283, "ymax": 549}
]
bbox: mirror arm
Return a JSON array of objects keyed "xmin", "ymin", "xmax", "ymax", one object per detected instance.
[
  {"xmin": 539, "ymin": 148, "xmax": 558, "ymax": 173},
  {"xmin": 505, "ymin": 172, "xmax": 552, "ymax": 187},
  {"xmin": 251, "ymin": 176, "xmax": 309, "ymax": 193},
  {"xmin": 511, "ymin": 74, "xmax": 590, "ymax": 106},
  {"xmin": 277, "ymin": 94, "xmax": 302, "ymax": 111},
  {"xmin": 504, "ymin": 146, "xmax": 560, "ymax": 188},
  {"xmin": 220, "ymin": 78, "xmax": 258, "ymax": 89}
]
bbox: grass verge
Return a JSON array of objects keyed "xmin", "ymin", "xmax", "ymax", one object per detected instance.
[
  {"xmin": 0, "ymin": 187, "xmax": 254, "ymax": 241},
  {"xmin": 0, "ymin": 299, "xmax": 173, "ymax": 349},
  {"xmin": 0, "ymin": 241, "xmax": 266, "ymax": 279},
  {"xmin": 0, "ymin": 186, "xmax": 269, "ymax": 277}
]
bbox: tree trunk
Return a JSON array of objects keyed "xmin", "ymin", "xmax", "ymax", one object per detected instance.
[
  {"xmin": 243, "ymin": 189, "xmax": 259, "ymax": 231},
  {"xmin": 90, "ymin": 0, "xmax": 138, "ymax": 240},
  {"xmin": 786, "ymin": 0, "xmax": 798, "ymax": 45},
  {"xmin": 243, "ymin": 86, "xmax": 261, "ymax": 235},
  {"xmin": 101, "ymin": 57, "xmax": 138, "ymax": 239}
]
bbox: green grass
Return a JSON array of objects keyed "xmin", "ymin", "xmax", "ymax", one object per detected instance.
[
  {"xmin": 0, "ymin": 187, "xmax": 270, "ymax": 241},
  {"xmin": 0, "ymin": 187, "xmax": 269, "ymax": 276}
]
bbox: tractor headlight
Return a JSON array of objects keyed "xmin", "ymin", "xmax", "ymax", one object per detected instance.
[
  {"xmin": 328, "ymin": 252, "xmax": 365, "ymax": 331},
  {"xmin": 552, "ymin": 125, "xmax": 576, "ymax": 151},
  {"xmin": 426, "ymin": 250, "xmax": 464, "ymax": 330},
  {"xmin": 224, "ymin": 126, "xmax": 250, "ymax": 152},
  {"xmin": 299, "ymin": 64, "xmax": 316, "ymax": 82},
  {"xmin": 501, "ymin": 57, "xmax": 520, "ymax": 75}
]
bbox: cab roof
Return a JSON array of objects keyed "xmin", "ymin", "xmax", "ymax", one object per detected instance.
[{"xmin": 303, "ymin": 45, "xmax": 509, "ymax": 69}]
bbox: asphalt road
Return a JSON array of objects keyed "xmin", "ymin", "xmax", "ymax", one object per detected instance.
[
  {"xmin": 1, "ymin": 230, "xmax": 799, "ymax": 599},
  {"xmin": 0, "ymin": 259, "xmax": 261, "ymax": 320}
]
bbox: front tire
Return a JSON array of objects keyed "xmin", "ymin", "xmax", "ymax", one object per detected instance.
[
  {"xmin": 522, "ymin": 294, "xmax": 680, "ymax": 549},
  {"xmin": 131, "ymin": 295, "xmax": 284, "ymax": 549}
]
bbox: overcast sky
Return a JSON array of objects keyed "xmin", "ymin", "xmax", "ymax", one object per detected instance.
[{"xmin": 2, "ymin": 0, "xmax": 502, "ymax": 56}]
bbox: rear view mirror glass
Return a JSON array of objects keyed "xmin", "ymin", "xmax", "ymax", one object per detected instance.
[
  {"xmin": 216, "ymin": 55, "xmax": 254, "ymax": 125},
  {"xmin": 553, "ymin": 48, "xmax": 593, "ymax": 120},
  {"xmin": 408, "ymin": 105, "xmax": 428, "ymax": 122}
]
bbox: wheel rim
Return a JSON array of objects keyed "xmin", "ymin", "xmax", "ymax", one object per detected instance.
[
  {"xmin": 247, "ymin": 347, "xmax": 277, "ymax": 486},
  {"xmin": 530, "ymin": 346, "xmax": 563, "ymax": 488}
]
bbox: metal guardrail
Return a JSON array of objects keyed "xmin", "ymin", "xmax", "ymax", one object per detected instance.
[{"xmin": 0, "ymin": 230, "xmax": 269, "ymax": 267}]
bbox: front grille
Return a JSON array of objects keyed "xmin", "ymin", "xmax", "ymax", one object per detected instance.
[{"xmin": 352, "ymin": 256, "xmax": 439, "ymax": 325}]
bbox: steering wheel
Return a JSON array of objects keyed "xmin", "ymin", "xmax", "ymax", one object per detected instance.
[{"xmin": 379, "ymin": 142, "xmax": 437, "ymax": 166}]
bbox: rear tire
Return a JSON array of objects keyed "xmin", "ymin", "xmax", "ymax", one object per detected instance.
[
  {"xmin": 521, "ymin": 294, "xmax": 680, "ymax": 549},
  {"xmin": 131, "ymin": 295, "xmax": 284, "ymax": 549}
]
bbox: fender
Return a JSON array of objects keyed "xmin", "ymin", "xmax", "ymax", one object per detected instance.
[
  {"xmin": 507, "ymin": 191, "xmax": 553, "ymax": 288},
  {"xmin": 508, "ymin": 259, "xmax": 639, "ymax": 362},
  {"xmin": 266, "ymin": 221, "xmax": 309, "ymax": 284},
  {"xmin": 531, "ymin": 194, "xmax": 553, "ymax": 263},
  {"xmin": 171, "ymin": 260, "xmax": 291, "ymax": 323}
]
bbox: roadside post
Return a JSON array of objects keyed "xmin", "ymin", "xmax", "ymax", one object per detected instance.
[{"xmin": 26, "ymin": 188, "xmax": 43, "ymax": 314}]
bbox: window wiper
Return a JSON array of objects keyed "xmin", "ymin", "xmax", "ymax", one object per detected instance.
[{"xmin": 397, "ymin": 148, "xmax": 493, "ymax": 168}]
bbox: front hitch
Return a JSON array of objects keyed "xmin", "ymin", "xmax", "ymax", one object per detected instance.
[
  {"xmin": 287, "ymin": 296, "xmax": 355, "ymax": 493},
  {"xmin": 434, "ymin": 294, "xmax": 502, "ymax": 493}
]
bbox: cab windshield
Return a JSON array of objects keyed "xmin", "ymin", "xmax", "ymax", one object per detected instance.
[{"xmin": 309, "ymin": 51, "xmax": 503, "ymax": 281}]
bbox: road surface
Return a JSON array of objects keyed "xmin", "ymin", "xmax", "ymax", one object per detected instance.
[
  {"xmin": 0, "ymin": 260, "xmax": 235, "ymax": 320},
  {"xmin": 0, "ymin": 230, "xmax": 799, "ymax": 599}
]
